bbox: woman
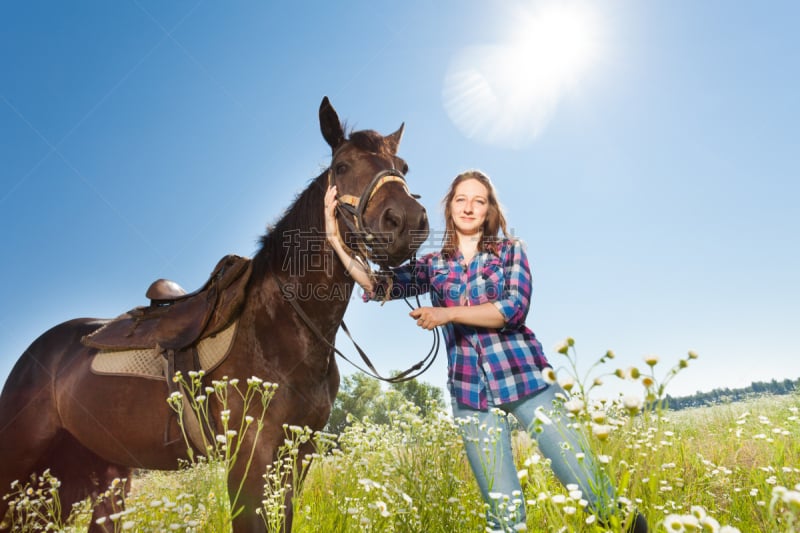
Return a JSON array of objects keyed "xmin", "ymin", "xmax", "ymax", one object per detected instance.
[{"xmin": 325, "ymin": 170, "xmax": 647, "ymax": 532}]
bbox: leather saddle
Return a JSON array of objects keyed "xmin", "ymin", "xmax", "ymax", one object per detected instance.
[{"xmin": 83, "ymin": 254, "xmax": 252, "ymax": 352}]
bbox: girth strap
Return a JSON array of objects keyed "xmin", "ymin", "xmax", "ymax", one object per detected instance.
[{"xmin": 161, "ymin": 346, "xmax": 216, "ymax": 452}]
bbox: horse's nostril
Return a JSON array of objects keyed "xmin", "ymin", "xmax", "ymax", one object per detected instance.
[
  {"xmin": 417, "ymin": 209, "xmax": 429, "ymax": 231},
  {"xmin": 381, "ymin": 208, "xmax": 405, "ymax": 232}
]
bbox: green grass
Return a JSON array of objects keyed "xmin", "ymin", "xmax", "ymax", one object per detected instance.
[{"xmin": 4, "ymin": 353, "xmax": 800, "ymax": 532}]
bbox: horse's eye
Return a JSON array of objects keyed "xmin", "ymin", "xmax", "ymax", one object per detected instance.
[
  {"xmin": 335, "ymin": 163, "xmax": 348, "ymax": 175},
  {"xmin": 402, "ymin": 163, "xmax": 409, "ymax": 174}
]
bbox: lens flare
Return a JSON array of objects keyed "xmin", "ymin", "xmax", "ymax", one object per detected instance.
[{"xmin": 443, "ymin": 1, "xmax": 603, "ymax": 148}]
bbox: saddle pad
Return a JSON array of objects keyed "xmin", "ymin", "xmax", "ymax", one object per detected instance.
[{"xmin": 91, "ymin": 320, "xmax": 238, "ymax": 379}]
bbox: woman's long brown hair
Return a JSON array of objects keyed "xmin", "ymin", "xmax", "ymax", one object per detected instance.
[{"xmin": 440, "ymin": 170, "xmax": 510, "ymax": 258}]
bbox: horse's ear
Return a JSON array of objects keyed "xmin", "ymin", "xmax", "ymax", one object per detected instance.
[
  {"xmin": 319, "ymin": 96, "xmax": 345, "ymax": 152},
  {"xmin": 385, "ymin": 122, "xmax": 405, "ymax": 154}
]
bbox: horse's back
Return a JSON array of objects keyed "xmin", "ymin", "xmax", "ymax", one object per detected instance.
[{"xmin": 1, "ymin": 317, "xmax": 104, "ymax": 398}]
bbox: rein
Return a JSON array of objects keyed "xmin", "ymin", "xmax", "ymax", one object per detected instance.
[{"xmin": 277, "ymin": 272, "xmax": 440, "ymax": 383}]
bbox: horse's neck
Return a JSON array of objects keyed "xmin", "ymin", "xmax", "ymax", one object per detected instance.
[
  {"xmin": 283, "ymin": 255, "xmax": 353, "ymax": 327},
  {"xmin": 250, "ymin": 245, "xmax": 354, "ymax": 340},
  {"xmin": 242, "ymin": 177, "xmax": 356, "ymax": 352}
]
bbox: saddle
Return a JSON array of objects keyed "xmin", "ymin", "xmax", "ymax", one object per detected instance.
[
  {"xmin": 83, "ymin": 254, "xmax": 252, "ymax": 352},
  {"xmin": 82, "ymin": 254, "xmax": 252, "ymax": 451}
]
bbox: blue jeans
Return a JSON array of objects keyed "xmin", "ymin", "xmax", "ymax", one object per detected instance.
[{"xmin": 451, "ymin": 384, "xmax": 615, "ymax": 531}]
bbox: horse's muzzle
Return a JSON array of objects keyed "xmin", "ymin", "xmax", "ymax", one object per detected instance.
[{"xmin": 372, "ymin": 200, "xmax": 429, "ymax": 268}]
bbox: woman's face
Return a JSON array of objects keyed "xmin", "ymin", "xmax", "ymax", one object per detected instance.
[{"xmin": 450, "ymin": 178, "xmax": 489, "ymax": 238}]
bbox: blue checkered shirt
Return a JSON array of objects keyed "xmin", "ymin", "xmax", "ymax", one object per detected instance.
[{"xmin": 369, "ymin": 239, "xmax": 551, "ymax": 409}]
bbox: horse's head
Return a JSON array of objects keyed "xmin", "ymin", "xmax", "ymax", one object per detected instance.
[{"xmin": 319, "ymin": 97, "xmax": 429, "ymax": 268}]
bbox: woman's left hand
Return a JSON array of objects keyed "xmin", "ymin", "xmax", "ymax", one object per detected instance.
[{"xmin": 409, "ymin": 307, "xmax": 450, "ymax": 330}]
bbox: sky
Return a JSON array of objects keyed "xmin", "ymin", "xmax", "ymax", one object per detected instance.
[{"xmin": 1, "ymin": 1, "xmax": 798, "ymax": 402}]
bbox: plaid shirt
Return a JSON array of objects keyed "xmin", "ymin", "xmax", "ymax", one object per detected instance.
[{"xmin": 371, "ymin": 239, "xmax": 551, "ymax": 409}]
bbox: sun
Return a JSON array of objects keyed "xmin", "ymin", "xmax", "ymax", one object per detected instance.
[
  {"xmin": 511, "ymin": 2, "xmax": 601, "ymax": 89},
  {"xmin": 443, "ymin": 1, "xmax": 604, "ymax": 148}
]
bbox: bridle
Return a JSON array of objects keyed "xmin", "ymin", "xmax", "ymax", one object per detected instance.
[
  {"xmin": 277, "ymin": 144, "xmax": 440, "ymax": 384},
  {"xmin": 327, "ymin": 144, "xmax": 420, "ymax": 266}
]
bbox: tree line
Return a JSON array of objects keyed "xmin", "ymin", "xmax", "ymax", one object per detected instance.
[
  {"xmin": 665, "ymin": 377, "xmax": 800, "ymax": 410},
  {"xmin": 325, "ymin": 372, "xmax": 445, "ymax": 434},
  {"xmin": 326, "ymin": 373, "xmax": 800, "ymax": 434}
]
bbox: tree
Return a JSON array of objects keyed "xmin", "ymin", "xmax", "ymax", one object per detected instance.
[
  {"xmin": 325, "ymin": 372, "xmax": 446, "ymax": 434},
  {"xmin": 387, "ymin": 374, "xmax": 445, "ymax": 419},
  {"xmin": 325, "ymin": 373, "xmax": 382, "ymax": 435}
]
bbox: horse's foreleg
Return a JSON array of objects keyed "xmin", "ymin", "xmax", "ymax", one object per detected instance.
[
  {"xmin": 229, "ymin": 438, "xmax": 304, "ymax": 533},
  {"xmin": 233, "ymin": 438, "xmax": 317, "ymax": 533},
  {"xmin": 229, "ymin": 460, "xmax": 271, "ymax": 533},
  {"xmin": 281, "ymin": 439, "xmax": 319, "ymax": 532}
]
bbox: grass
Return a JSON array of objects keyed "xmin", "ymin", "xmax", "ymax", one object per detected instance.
[{"xmin": 4, "ymin": 347, "xmax": 800, "ymax": 532}]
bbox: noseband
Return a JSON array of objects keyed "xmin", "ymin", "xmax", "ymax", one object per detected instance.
[{"xmin": 333, "ymin": 168, "xmax": 411, "ymax": 242}]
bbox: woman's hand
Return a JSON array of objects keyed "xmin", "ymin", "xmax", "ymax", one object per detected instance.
[
  {"xmin": 411, "ymin": 303, "xmax": 506, "ymax": 330},
  {"xmin": 410, "ymin": 307, "xmax": 451, "ymax": 330},
  {"xmin": 324, "ymin": 185, "xmax": 375, "ymax": 292},
  {"xmin": 324, "ymin": 185, "xmax": 340, "ymax": 244}
]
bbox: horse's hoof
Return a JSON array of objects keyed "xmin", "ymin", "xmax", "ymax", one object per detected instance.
[{"xmin": 628, "ymin": 511, "xmax": 649, "ymax": 533}]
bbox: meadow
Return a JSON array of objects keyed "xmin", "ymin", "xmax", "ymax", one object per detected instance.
[{"xmin": 4, "ymin": 346, "xmax": 800, "ymax": 532}]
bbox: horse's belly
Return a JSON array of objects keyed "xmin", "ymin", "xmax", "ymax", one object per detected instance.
[{"xmin": 57, "ymin": 371, "xmax": 188, "ymax": 468}]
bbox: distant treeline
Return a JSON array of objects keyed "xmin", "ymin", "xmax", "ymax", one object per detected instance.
[{"xmin": 665, "ymin": 377, "xmax": 800, "ymax": 410}]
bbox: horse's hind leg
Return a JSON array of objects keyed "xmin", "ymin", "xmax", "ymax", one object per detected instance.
[
  {"xmin": 0, "ymin": 399, "xmax": 62, "ymax": 530},
  {"xmin": 45, "ymin": 435, "xmax": 132, "ymax": 532},
  {"xmin": 0, "ymin": 436, "xmax": 71, "ymax": 531},
  {"xmin": 85, "ymin": 464, "xmax": 132, "ymax": 533},
  {"xmin": 0, "ymin": 430, "xmax": 131, "ymax": 532}
]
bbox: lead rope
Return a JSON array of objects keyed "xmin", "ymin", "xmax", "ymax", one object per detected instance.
[
  {"xmin": 275, "ymin": 269, "xmax": 439, "ymax": 383},
  {"xmin": 338, "ymin": 254, "xmax": 441, "ymax": 382}
]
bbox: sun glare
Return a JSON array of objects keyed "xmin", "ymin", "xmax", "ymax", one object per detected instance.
[
  {"xmin": 516, "ymin": 3, "xmax": 600, "ymax": 87},
  {"xmin": 443, "ymin": 1, "xmax": 604, "ymax": 148}
]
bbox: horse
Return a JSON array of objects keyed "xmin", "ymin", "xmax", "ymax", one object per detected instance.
[{"xmin": 0, "ymin": 96, "xmax": 429, "ymax": 532}]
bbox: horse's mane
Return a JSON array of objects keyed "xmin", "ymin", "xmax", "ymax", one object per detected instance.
[
  {"xmin": 252, "ymin": 128, "xmax": 388, "ymax": 280},
  {"xmin": 251, "ymin": 171, "xmax": 327, "ymax": 281}
]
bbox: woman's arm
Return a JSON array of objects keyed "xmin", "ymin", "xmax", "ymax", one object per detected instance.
[
  {"xmin": 409, "ymin": 240, "xmax": 533, "ymax": 331},
  {"xmin": 325, "ymin": 185, "xmax": 375, "ymax": 292},
  {"xmin": 409, "ymin": 302, "xmax": 506, "ymax": 330},
  {"xmin": 492, "ymin": 239, "xmax": 533, "ymax": 328}
]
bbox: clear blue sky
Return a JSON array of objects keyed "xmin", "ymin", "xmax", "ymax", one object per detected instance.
[{"xmin": 1, "ymin": 1, "xmax": 798, "ymax": 400}]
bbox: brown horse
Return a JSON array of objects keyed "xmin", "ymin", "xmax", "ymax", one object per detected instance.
[{"xmin": 0, "ymin": 97, "xmax": 429, "ymax": 532}]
